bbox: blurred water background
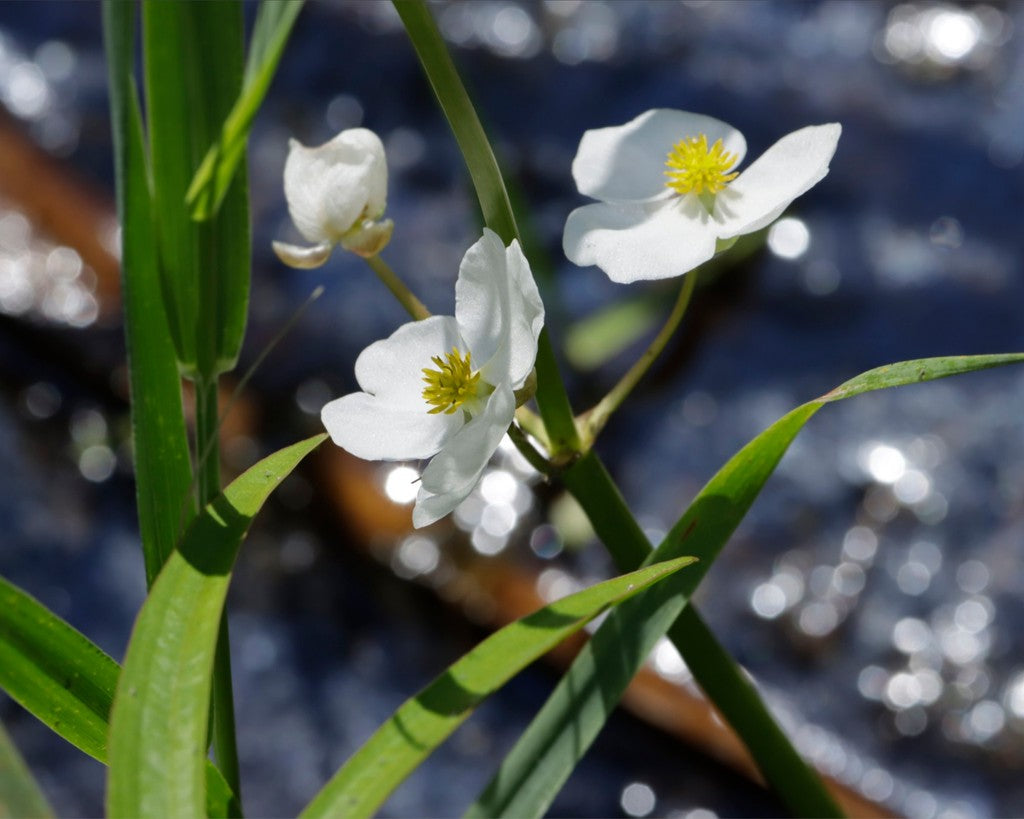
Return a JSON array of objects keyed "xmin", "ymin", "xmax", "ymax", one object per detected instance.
[{"xmin": 2, "ymin": 1, "xmax": 1024, "ymax": 816}]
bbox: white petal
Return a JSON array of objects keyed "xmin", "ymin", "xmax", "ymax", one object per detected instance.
[
  {"xmin": 271, "ymin": 240, "xmax": 333, "ymax": 269},
  {"xmin": 572, "ymin": 109, "xmax": 746, "ymax": 203},
  {"xmin": 339, "ymin": 218, "xmax": 394, "ymax": 258},
  {"xmin": 713, "ymin": 123, "xmax": 841, "ymax": 239},
  {"xmin": 453, "ymin": 230, "xmax": 506, "ymax": 374},
  {"xmin": 354, "ymin": 315, "xmax": 464, "ymax": 409},
  {"xmin": 283, "ymin": 129, "xmax": 387, "ymax": 244},
  {"xmin": 412, "ymin": 481, "xmax": 472, "ymax": 528},
  {"xmin": 455, "ymin": 229, "xmax": 544, "ymax": 389},
  {"xmin": 349, "ymin": 129, "xmax": 388, "ymax": 218},
  {"xmin": 563, "ymin": 198, "xmax": 718, "ymax": 283},
  {"xmin": 419, "ymin": 381, "xmax": 514, "ymax": 498},
  {"xmin": 503, "ymin": 239, "xmax": 545, "ymax": 389},
  {"xmin": 321, "ymin": 392, "xmax": 459, "ymax": 461}
]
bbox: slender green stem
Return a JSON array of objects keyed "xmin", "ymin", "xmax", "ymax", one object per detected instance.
[
  {"xmin": 194, "ymin": 377, "xmax": 242, "ymax": 803},
  {"xmin": 580, "ymin": 269, "xmax": 699, "ymax": 450},
  {"xmin": 667, "ymin": 607, "xmax": 840, "ymax": 815},
  {"xmin": 507, "ymin": 421, "xmax": 553, "ymax": 476},
  {"xmin": 561, "ymin": 452, "xmax": 649, "ymax": 565},
  {"xmin": 365, "ymin": 254, "xmax": 431, "ymax": 321},
  {"xmin": 195, "ymin": 377, "xmax": 221, "ymax": 507},
  {"xmin": 534, "ymin": 331, "xmax": 580, "ymax": 458},
  {"xmin": 514, "ymin": 406, "xmax": 550, "ymax": 454}
]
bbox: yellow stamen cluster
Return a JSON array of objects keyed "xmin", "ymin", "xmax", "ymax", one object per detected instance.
[
  {"xmin": 664, "ymin": 133, "xmax": 739, "ymax": 196},
  {"xmin": 421, "ymin": 348, "xmax": 481, "ymax": 415}
]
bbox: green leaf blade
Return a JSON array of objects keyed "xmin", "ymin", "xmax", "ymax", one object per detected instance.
[
  {"xmin": 0, "ymin": 575, "xmax": 237, "ymax": 818},
  {"xmin": 822, "ymin": 353, "xmax": 1024, "ymax": 403},
  {"xmin": 0, "ymin": 575, "xmax": 119, "ymax": 764},
  {"xmin": 143, "ymin": 0, "xmax": 250, "ymax": 379},
  {"xmin": 106, "ymin": 435, "xmax": 325, "ymax": 819},
  {"xmin": 475, "ymin": 353, "xmax": 1024, "ymax": 818},
  {"xmin": 300, "ymin": 556, "xmax": 696, "ymax": 819},
  {"xmin": 187, "ymin": 0, "xmax": 304, "ymax": 220},
  {"xmin": 0, "ymin": 717, "xmax": 54, "ymax": 819},
  {"xmin": 102, "ymin": 0, "xmax": 195, "ymax": 584}
]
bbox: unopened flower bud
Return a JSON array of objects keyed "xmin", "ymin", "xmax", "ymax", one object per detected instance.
[{"xmin": 275, "ymin": 127, "xmax": 391, "ymax": 268}]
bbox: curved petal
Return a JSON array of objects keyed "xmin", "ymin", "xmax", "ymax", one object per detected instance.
[
  {"xmin": 713, "ymin": 123, "xmax": 841, "ymax": 239},
  {"xmin": 412, "ymin": 483, "xmax": 469, "ymax": 529},
  {"xmin": 348, "ymin": 129, "xmax": 388, "ymax": 219},
  {"xmin": 419, "ymin": 381, "xmax": 514, "ymax": 498},
  {"xmin": 271, "ymin": 240, "xmax": 333, "ymax": 269},
  {"xmin": 339, "ymin": 218, "xmax": 394, "ymax": 258},
  {"xmin": 503, "ymin": 238, "xmax": 545, "ymax": 388},
  {"xmin": 572, "ymin": 109, "xmax": 746, "ymax": 203},
  {"xmin": 455, "ymin": 230, "xmax": 544, "ymax": 389},
  {"xmin": 284, "ymin": 129, "xmax": 387, "ymax": 243},
  {"xmin": 321, "ymin": 392, "xmax": 459, "ymax": 461},
  {"xmin": 453, "ymin": 229, "xmax": 506, "ymax": 375},
  {"xmin": 354, "ymin": 315, "xmax": 464, "ymax": 409},
  {"xmin": 563, "ymin": 198, "xmax": 718, "ymax": 283}
]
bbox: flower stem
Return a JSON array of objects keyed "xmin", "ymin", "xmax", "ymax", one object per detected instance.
[
  {"xmin": 514, "ymin": 406, "xmax": 550, "ymax": 455},
  {"xmin": 507, "ymin": 421, "xmax": 553, "ymax": 476},
  {"xmin": 364, "ymin": 254, "xmax": 431, "ymax": 321},
  {"xmin": 579, "ymin": 269, "xmax": 699, "ymax": 450},
  {"xmin": 194, "ymin": 376, "xmax": 241, "ymax": 802}
]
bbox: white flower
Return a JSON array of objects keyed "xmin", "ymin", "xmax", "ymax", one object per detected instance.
[
  {"xmin": 321, "ymin": 229, "xmax": 544, "ymax": 527},
  {"xmin": 273, "ymin": 127, "xmax": 394, "ymax": 268},
  {"xmin": 563, "ymin": 109, "xmax": 841, "ymax": 284}
]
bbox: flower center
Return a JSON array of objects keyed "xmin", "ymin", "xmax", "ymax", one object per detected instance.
[
  {"xmin": 421, "ymin": 348, "xmax": 483, "ymax": 415},
  {"xmin": 664, "ymin": 134, "xmax": 739, "ymax": 196}
]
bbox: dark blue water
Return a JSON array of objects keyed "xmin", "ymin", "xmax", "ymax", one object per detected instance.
[{"xmin": 2, "ymin": 1, "xmax": 1024, "ymax": 816}]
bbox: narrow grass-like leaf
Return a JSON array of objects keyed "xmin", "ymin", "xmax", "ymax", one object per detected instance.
[
  {"xmin": 394, "ymin": 0, "xmax": 579, "ymax": 454},
  {"xmin": 187, "ymin": 0, "xmax": 304, "ymax": 220},
  {"xmin": 300, "ymin": 556, "xmax": 697, "ymax": 819},
  {"xmin": 473, "ymin": 353, "xmax": 1024, "ymax": 818},
  {"xmin": 393, "ymin": 0, "xmax": 515, "ymax": 243},
  {"xmin": 820, "ymin": 354, "xmax": 1024, "ymax": 401},
  {"xmin": 0, "ymin": 717, "xmax": 53, "ymax": 819},
  {"xmin": 106, "ymin": 434, "xmax": 325, "ymax": 819},
  {"xmin": 0, "ymin": 576, "xmax": 118, "ymax": 763},
  {"xmin": 0, "ymin": 576, "xmax": 237, "ymax": 817},
  {"xmin": 102, "ymin": 0, "xmax": 194, "ymax": 584},
  {"xmin": 144, "ymin": 0, "xmax": 250, "ymax": 378}
]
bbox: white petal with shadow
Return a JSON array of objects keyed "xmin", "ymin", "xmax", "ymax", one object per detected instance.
[
  {"xmin": 284, "ymin": 129, "xmax": 387, "ymax": 243},
  {"xmin": 563, "ymin": 197, "xmax": 719, "ymax": 283},
  {"xmin": 455, "ymin": 230, "xmax": 507, "ymax": 372},
  {"xmin": 354, "ymin": 315, "xmax": 464, "ymax": 409},
  {"xmin": 456, "ymin": 230, "xmax": 544, "ymax": 389},
  {"xmin": 502, "ymin": 239, "xmax": 545, "ymax": 389},
  {"xmin": 321, "ymin": 392, "xmax": 459, "ymax": 461}
]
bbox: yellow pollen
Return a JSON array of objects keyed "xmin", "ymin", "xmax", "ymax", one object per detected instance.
[
  {"xmin": 421, "ymin": 347, "xmax": 481, "ymax": 415},
  {"xmin": 664, "ymin": 133, "xmax": 739, "ymax": 196}
]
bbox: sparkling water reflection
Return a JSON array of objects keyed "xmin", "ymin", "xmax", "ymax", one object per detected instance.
[{"xmin": 3, "ymin": 0, "xmax": 1024, "ymax": 816}]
